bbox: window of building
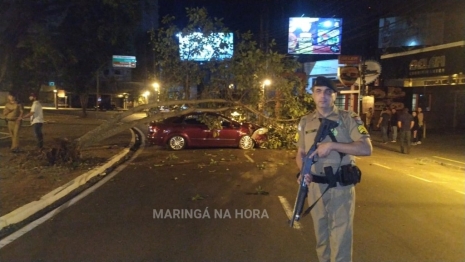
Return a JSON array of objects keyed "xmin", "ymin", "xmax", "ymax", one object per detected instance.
[
  {"xmin": 335, "ymin": 95, "xmax": 345, "ymax": 110},
  {"xmin": 412, "ymin": 93, "xmax": 418, "ymax": 110}
]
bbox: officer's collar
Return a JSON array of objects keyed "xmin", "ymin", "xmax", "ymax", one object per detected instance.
[{"xmin": 312, "ymin": 106, "xmax": 339, "ymax": 120}]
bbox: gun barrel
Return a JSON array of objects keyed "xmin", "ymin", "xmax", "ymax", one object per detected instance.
[{"xmin": 290, "ymin": 183, "xmax": 308, "ymax": 227}]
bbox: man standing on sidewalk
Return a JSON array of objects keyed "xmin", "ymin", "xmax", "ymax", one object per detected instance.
[
  {"xmin": 22, "ymin": 93, "xmax": 44, "ymax": 150},
  {"xmin": 3, "ymin": 91, "xmax": 23, "ymax": 152},
  {"xmin": 377, "ymin": 107, "xmax": 390, "ymax": 144},
  {"xmin": 417, "ymin": 107, "xmax": 424, "ymax": 144},
  {"xmin": 390, "ymin": 108, "xmax": 398, "ymax": 142},
  {"xmin": 398, "ymin": 108, "xmax": 414, "ymax": 154}
]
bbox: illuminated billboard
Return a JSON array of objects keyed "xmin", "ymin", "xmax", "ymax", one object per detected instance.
[
  {"xmin": 288, "ymin": 17, "xmax": 342, "ymax": 55},
  {"xmin": 177, "ymin": 32, "xmax": 233, "ymax": 61},
  {"xmin": 112, "ymin": 55, "xmax": 136, "ymax": 68}
]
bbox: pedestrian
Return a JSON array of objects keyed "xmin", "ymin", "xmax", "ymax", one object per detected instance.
[
  {"xmin": 390, "ymin": 108, "xmax": 398, "ymax": 142},
  {"xmin": 377, "ymin": 107, "xmax": 390, "ymax": 143},
  {"xmin": 411, "ymin": 111, "xmax": 419, "ymax": 145},
  {"xmin": 416, "ymin": 107, "xmax": 424, "ymax": 144},
  {"xmin": 2, "ymin": 91, "xmax": 24, "ymax": 152},
  {"xmin": 365, "ymin": 107, "xmax": 373, "ymax": 132},
  {"xmin": 22, "ymin": 93, "xmax": 44, "ymax": 150},
  {"xmin": 295, "ymin": 76, "xmax": 372, "ymax": 262},
  {"xmin": 397, "ymin": 108, "xmax": 414, "ymax": 154}
]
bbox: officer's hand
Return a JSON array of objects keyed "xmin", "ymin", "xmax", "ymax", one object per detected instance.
[
  {"xmin": 309, "ymin": 142, "xmax": 333, "ymax": 158},
  {"xmin": 297, "ymin": 174, "xmax": 312, "ymax": 186}
]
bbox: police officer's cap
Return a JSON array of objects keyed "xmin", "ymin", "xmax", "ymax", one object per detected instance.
[{"xmin": 314, "ymin": 76, "xmax": 338, "ymax": 92}]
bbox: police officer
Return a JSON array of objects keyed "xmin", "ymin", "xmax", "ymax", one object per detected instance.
[{"xmin": 295, "ymin": 76, "xmax": 372, "ymax": 262}]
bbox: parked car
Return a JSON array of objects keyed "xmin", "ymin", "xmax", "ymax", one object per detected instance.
[{"xmin": 147, "ymin": 112, "xmax": 268, "ymax": 150}]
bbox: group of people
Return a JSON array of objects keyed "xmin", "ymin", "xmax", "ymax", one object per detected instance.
[
  {"xmin": 3, "ymin": 91, "xmax": 44, "ymax": 153},
  {"xmin": 366, "ymin": 106, "xmax": 425, "ymax": 152}
]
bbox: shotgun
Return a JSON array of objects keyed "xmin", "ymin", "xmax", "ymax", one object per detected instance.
[{"xmin": 289, "ymin": 118, "xmax": 339, "ymax": 227}]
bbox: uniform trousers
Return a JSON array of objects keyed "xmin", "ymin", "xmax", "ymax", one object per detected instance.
[
  {"xmin": 7, "ymin": 120, "xmax": 21, "ymax": 150},
  {"xmin": 308, "ymin": 182, "xmax": 355, "ymax": 262}
]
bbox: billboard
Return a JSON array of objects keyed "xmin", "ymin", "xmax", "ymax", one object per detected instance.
[
  {"xmin": 288, "ymin": 17, "xmax": 342, "ymax": 55},
  {"xmin": 112, "ymin": 55, "xmax": 136, "ymax": 68},
  {"xmin": 177, "ymin": 32, "xmax": 233, "ymax": 61}
]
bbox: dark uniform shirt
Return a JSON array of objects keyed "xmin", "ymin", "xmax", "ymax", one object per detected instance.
[
  {"xmin": 296, "ymin": 106, "xmax": 369, "ymax": 177},
  {"xmin": 398, "ymin": 113, "xmax": 413, "ymax": 131},
  {"xmin": 379, "ymin": 111, "xmax": 390, "ymax": 127},
  {"xmin": 390, "ymin": 112, "xmax": 398, "ymax": 127}
]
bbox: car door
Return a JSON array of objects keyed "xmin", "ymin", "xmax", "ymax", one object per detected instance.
[
  {"xmin": 181, "ymin": 115, "xmax": 210, "ymax": 147},
  {"xmin": 206, "ymin": 116, "xmax": 240, "ymax": 147}
]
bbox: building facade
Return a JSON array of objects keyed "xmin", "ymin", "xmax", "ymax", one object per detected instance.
[{"xmin": 379, "ymin": 41, "xmax": 465, "ymax": 130}]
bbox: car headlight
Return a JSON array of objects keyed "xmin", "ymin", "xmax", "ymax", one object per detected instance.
[{"xmin": 256, "ymin": 127, "xmax": 268, "ymax": 135}]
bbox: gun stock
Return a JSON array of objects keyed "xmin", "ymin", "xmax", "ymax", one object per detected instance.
[{"xmin": 289, "ymin": 118, "xmax": 339, "ymax": 228}]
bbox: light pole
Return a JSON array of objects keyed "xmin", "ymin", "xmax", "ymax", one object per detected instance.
[
  {"xmin": 261, "ymin": 79, "xmax": 271, "ymax": 124},
  {"xmin": 53, "ymin": 89, "xmax": 58, "ymax": 109},
  {"xmin": 152, "ymin": 82, "xmax": 160, "ymax": 102}
]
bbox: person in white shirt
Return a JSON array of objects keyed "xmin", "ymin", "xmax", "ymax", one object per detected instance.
[{"xmin": 22, "ymin": 93, "xmax": 44, "ymax": 149}]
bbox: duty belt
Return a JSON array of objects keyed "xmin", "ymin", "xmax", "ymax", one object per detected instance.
[{"xmin": 312, "ymin": 174, "xmax": 340, "ymax": 185}]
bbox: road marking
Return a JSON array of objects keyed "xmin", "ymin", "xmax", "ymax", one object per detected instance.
[
  {"xmin": 408, "ymin": 174, "xmax": 432, "ymax": 182},
  {"xmin": 433, "ymin": 156, "xmax": 465, "ymax": 165},
  {"xmin": 244, "ymin": 153, "xmax": 254, "ymax": 163},
  {"xmin": 372, "ymin": 163, "xmax": 392, "ymax": 169},
  {"xmin": 278, "ymin": 196, "xmax": 302, "ymax": 230}
]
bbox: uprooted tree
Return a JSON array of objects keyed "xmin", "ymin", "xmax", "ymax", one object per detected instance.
[{"xmin": 46, "ymin": 7, "xmax": 315, "ymax": 164}]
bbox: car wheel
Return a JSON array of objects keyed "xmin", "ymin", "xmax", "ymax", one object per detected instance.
[
  {"xmin": 168, "ymin": 135, "xmax": 186, "ymax": 150},
  {"xmin": 239, "ymin": 135, "xmax": 254, "ymax": 150}
]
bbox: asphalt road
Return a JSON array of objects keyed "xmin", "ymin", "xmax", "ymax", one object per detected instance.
[{"xmin": 0, "ymin": 144, "xmax": 464, "ymax": 261}]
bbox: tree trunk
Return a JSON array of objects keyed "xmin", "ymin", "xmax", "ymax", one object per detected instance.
[
  {"xmin": 76, "ymin": 99, "xmax": 231, "ymax": 150},
  {"xmin": 0, "ymin": 52, "xmax": 10, "ymax": 84},
  {"xmin": 275, "ymin": 90, "xmax": 281, "ymax": 119},
  {"xmin": 79, "ymin": 93, "xmax": 89, "ymax": 117}
]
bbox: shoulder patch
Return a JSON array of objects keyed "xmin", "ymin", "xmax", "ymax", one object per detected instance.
[{"xmin": 357, "ymin": 125, "xmax": 368, "ymax": 135}]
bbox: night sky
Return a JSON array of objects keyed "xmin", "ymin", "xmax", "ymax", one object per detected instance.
[{"xmin": 158, "ymin": 0, "xmax": 464, "ymax": 60}]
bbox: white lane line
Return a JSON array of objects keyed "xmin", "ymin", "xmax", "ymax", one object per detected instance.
[
  {"xmin": 244, "ymin": 153, "xmax": 254, "ymax": 163},
  {"xmin": 372, "ymin": 162, "xmax": 392, "ymax": 169},
  {"xmin": 408, "ymin": 174, "xmax": 432, "ymax": 183},
  {"xmin": 433, "ymin": 156, "xmax": 465, "ymax": 165},
  {"xmin": 278, "ymin": 196, "xmax": 302, "ymax": 230}
]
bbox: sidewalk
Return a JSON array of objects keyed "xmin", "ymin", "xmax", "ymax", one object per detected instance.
[{"xmin": 369, "ymin": 128, "xmax": 465, "ymax": 170}]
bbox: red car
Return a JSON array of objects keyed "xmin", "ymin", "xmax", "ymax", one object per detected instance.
[{"xmin": 147, "ymin": 112, "xmax": 268, "ymax": 150}]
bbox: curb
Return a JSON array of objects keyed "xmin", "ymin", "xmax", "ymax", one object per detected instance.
[{"xmin": 0, "ymin": 127, "xmax": 143, "ymax": 238}]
